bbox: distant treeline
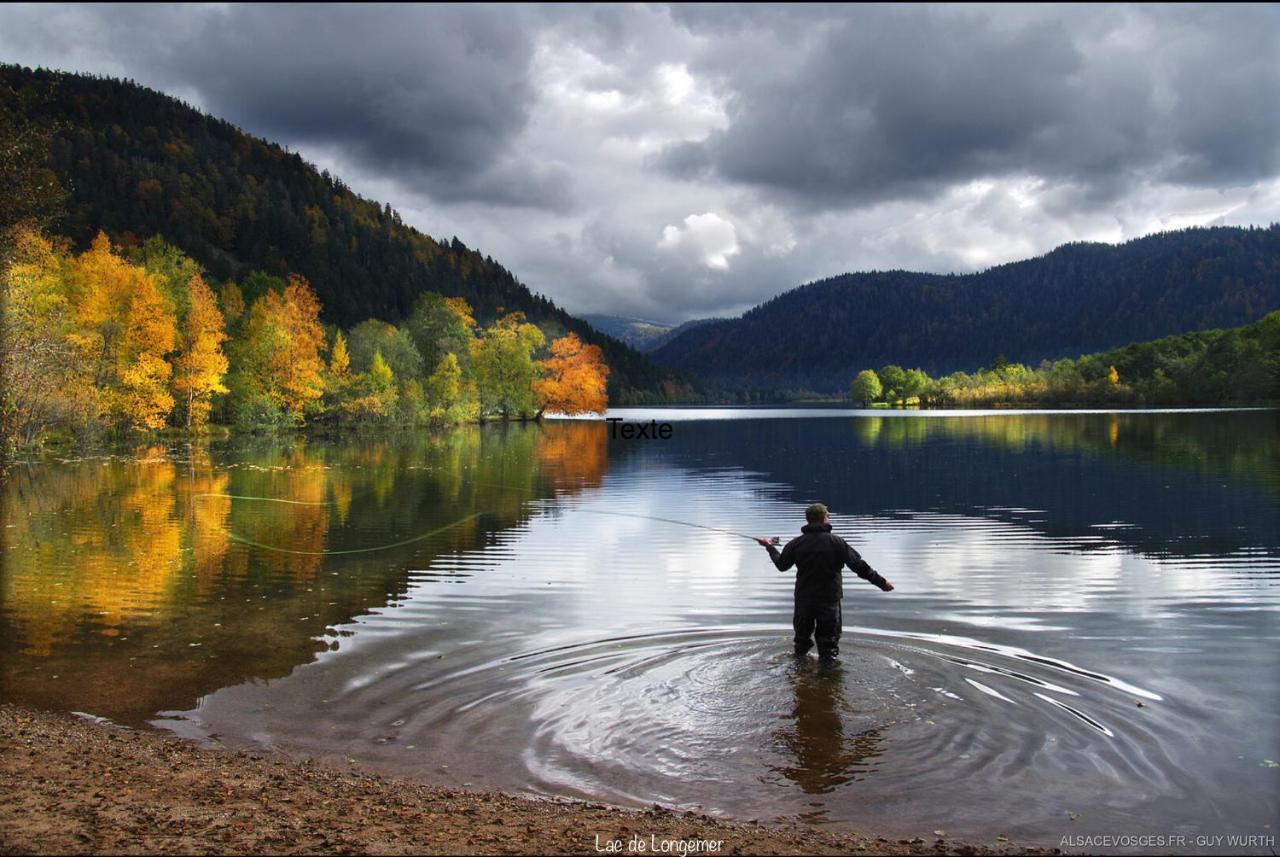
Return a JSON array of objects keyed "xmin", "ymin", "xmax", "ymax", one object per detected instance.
[
  {"xmin": 2, "ymin": 227, "xmax": 609, "ymax": 452},
  {"xmin": 651, "ymin": 225, "xmax": 1280, "ymax": 390},
  {"xmin": 0, "ymin": 64, "xmax": 683, "ymax": 402},
  {"xmin": 849, "ymin": 311, "xmax": 1280, "ymax": 408}
]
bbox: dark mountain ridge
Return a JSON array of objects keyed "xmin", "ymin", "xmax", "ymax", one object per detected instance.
[
  {"xmin": 651, "ymin": 225, "xmax": 1280, "ymax": 392},
  {"xmin": 0, "ymin": 64, "xmax": 675, "ymax": 400}
]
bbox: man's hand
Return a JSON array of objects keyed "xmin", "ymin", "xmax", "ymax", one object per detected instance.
[
  {"xmin": 880, "ymin": 580, "xmax": 895, "ymax": 592},
  {"xmin": 755, "ymin": 536, "xmax": 777, "ymax": 547}
]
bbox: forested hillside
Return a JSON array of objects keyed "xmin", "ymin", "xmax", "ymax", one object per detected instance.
[
  {"xmin": 651, "ymin": 225, "xmax": 1280, "ymax": 392},
  {"xmin": 0, "ymin": 64, "xmax": 674, "ymax": 399}
]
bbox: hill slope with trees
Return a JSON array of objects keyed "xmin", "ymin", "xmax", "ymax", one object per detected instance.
[
  {"xmin": 651, "ymin": 225, "xmax": 1280, "ymax": 392},
  {"xmin": 0, "ymin": 64, "xmax": 676, "ymax": 400}
]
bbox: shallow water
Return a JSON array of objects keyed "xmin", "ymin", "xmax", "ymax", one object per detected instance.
[{"xmin": 2, "ymin": 411, "xmax": 1278, "ymax": 851}]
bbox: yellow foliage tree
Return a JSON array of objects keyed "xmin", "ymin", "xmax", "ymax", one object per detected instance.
[
  {"xmin": 238, "ymin": 274, "xmax": 326, "ymax": 422},
  {"xmin": 329, "ymin": 330, "xmax": 351, "ymax": 378},
  {"xmin": 172, "ymin": 273, "xmax": 229, "ymax": 429},
  {"xmin": 219, "ymin": 282, "xmax": 245, "ymax": 325},
  {"xmin": 1, "ymin": 226, "xmax": 97, "ymax": 447},
  {"xmin": 532, "ymin": 333, "xmax": 610, "ymax": 416},
  {"xmin": 444, "ymin": 296, "xmax": 476, "ymax": 330},
  {"xmin": 69, "ymin": 232, "xmax": 176, "ymax": 430}
]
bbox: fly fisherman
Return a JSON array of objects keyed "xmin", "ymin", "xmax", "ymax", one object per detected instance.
[{"xmin": 756, "ymin": 503, "xmax": 894, "ymax": 662}]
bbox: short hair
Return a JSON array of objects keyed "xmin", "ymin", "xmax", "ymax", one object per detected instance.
[{"xmin": 805, "ymin": 503, "xmax": 829, "ymax": 523}]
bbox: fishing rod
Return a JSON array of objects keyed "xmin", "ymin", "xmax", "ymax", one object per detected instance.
[{"xmin": 577, "ymin": 509, "xmax": 779, "ymax": 544}]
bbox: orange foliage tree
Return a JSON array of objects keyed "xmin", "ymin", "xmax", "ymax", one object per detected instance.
[
  {"xmin": 532, "ymin": 333, "xmax": 609, "ymax": 416},
  {"xmin": 172, "ymin": 273, "xmax": 229, "ymax": 429}
]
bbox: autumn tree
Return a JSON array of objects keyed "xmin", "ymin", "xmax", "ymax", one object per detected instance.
[
  {"xmin": 69, "ymin": 232, "xmax": 176, "ymax": 430},
  {"xmin": 425, "ymin": 352, "xmax": 461, "ymax": 418},
  {"xmin": 0, "ymin": 226, "xmax": 96, "ymax": 448},
  {"xmin": 366, "ymin": 350, "xmax": 398, "ymax": 417},
  {"xmin": 219, "ymin": 282, "xmax": 245, "ymax": 328},
  {"xmin": 471, "ymin": 312, "xmax": 546, "ymax": 420},
  {"xmin": 128, "ymin": 236, "xmax": 203, "ymax": 324},
  {"xmin": 532, "ymin": 333, "xmax": 609, "ymax": 416},
  {"xmin": 232, "ymin": 274, "xmax": 326, "ymax": 424},
  {"xmin": 172, "ymin": 273, "xmax": 228, "ymax": 429}
]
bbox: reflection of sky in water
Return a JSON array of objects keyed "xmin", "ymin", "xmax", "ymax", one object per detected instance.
[{"xmin": 2, "ymin": 412, "xmax": 1278, "ymax": 852}]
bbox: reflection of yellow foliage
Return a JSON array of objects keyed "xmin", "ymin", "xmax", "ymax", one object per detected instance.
[
  {"xmin": 177, "ymin": 447, "xmax": 230, "ymax": 591},
  {"xmin": 330, "ymin": 479, "xmax": 353, "ymax": 524},
  {"xmin": 854, "ymin": 417, "xmax": 883, "ymax": 447},
  {"xmin": 2, "ymin": 456, "xmax": 186, "ymax": 656},
  {"xmin": 230, "ymin": 444, "xmax": 329, "ymax": 581},
  {"xmin": 1, "ymin": 423, "xmax": 621, "ymax": 663},
  {"xmin": 536, "ymin": 421, "xmax": 609, "ymax": 489}
]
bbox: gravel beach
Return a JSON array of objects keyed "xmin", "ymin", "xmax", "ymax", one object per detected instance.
[{"xmin": 0, "ymin": 704, "xmax": 1053, "ymax": 856}]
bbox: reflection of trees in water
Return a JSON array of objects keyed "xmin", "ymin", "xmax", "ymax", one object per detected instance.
[
  {"xmin": 771, "ymin": 661, "xmax": 883, "ymax": 795},
  {"xmin": 0, "ymin": 422, "xmax": 608, "ymax": 721},
  {"xmin": 2, "ymin": 446, "xmax": 187, "ymax": 656},
  {"xmin": 854, "ymin": 412, "xmax": 1280, "ymax": 494},
  {"xmin": 537, "ymin": 421, "xmax": 609, "ymax": 490}
]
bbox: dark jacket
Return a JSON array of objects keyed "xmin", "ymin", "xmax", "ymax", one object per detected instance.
[{"xmin": 767, "ymin": 522, "xmax": 887, "ymax": 602}]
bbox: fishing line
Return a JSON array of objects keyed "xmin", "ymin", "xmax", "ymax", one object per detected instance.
[
  {"xmin": 194, "ymin": 487, "xmax": 478, "ymax": 555},
  {"xmin": 194, "ymin": 493, "xmax": 330, "ymax": 506},
  {"xmin": 465, "ymin": 478, "xmax": 779, "ymax": 544},
  {"xmin": 223, "ymin": 512, "xmax": 482, "ymax": 556}
]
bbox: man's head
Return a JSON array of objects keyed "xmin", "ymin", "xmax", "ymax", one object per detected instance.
[{"xmin": 805, "ymin": 503, "xmax": 829, "ymax": 524}]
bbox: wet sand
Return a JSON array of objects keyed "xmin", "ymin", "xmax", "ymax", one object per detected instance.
[{"xmin": 0, "ymin": 704, "xmax": 1052, "ymax": 856}]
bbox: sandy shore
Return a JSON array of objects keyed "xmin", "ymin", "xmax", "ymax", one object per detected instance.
[{"xmin": 0, "ymin": 704, "xmax": 1053, "ymax": 855}]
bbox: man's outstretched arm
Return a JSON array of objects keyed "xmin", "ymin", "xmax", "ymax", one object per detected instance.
[
  {"xmin": 843, "ymin": 540, "xmax": 894, "ymax": 591},
  {"xmin": 756, "ymin": 537, "xmax": 795, "ymax": 571}
]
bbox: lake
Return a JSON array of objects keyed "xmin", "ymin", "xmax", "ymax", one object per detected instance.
[{"xmin": 2, "ymin": 409, "xmax": 1277, "ymax": 852}]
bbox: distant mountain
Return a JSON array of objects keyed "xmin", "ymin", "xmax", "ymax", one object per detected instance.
[
  {"xmin": 650, "ymin": 226, "xmax": 1280, "ymax": 392},
  {"xmin": 645, "ymin": 317, "xmax": 724, "ymax": 353},
  {"xmin": 581, "ymin": 314, "xmax": 724, "ymax": 353},
  {"xmin": 1, "ymin": 64, "xmax": 678, "ymax": 401},
  {"xmin": 581, "ymin": 315, "xmax": 675, "ymax": 351}
]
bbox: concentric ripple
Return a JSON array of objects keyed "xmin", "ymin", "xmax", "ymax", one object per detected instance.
[{"xmin": 266, "ymin": 622, "xmax": 1199, "ymax": 836}]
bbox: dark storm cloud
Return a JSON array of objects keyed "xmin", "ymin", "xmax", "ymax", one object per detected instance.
[
  {"xmin": 1, "ymin": 4, "xmax": 564, "ymax": 209},
  {"xmin": 660, "ymin": 5, "xmax": 1280, "ymax": 208},
  {"xmin": 165, "ymin": 5, "xmax": 566, "ymax": 208}
]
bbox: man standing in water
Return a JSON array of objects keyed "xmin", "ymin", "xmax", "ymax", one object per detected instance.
[{"xmin": 757, "ymin": 503, "xmax": 893, "ymax": 662}]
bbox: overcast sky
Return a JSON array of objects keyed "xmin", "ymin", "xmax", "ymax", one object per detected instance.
[{"xmin": 3, "ymin": 4, "xmax": 1278, "ymax": 323}]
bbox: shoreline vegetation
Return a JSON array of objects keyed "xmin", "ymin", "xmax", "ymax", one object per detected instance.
[
  {"xmin": 2, "ymin": 221, "xmax": 1273, "ymax": 465},
  {"xmin": 0, "ymin": 704, "xmax": 1051, "ymax": 856},
  {"xmin": 846, "ymin": 312, "xmax": 1280, "ymax": 411},
  {"xmin": 1, "ymin": 226, "xmax": 611, "ymax": 462}
]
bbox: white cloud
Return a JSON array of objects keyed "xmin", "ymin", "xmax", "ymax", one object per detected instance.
[{"xmin": 658, "ymin": 213, "xmax": 741, "ymax": 271}]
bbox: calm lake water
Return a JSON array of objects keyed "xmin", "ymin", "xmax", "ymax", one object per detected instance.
[{"xmin": 3, "ymin": 409, "xmax": 1278, "ymax": 851}]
